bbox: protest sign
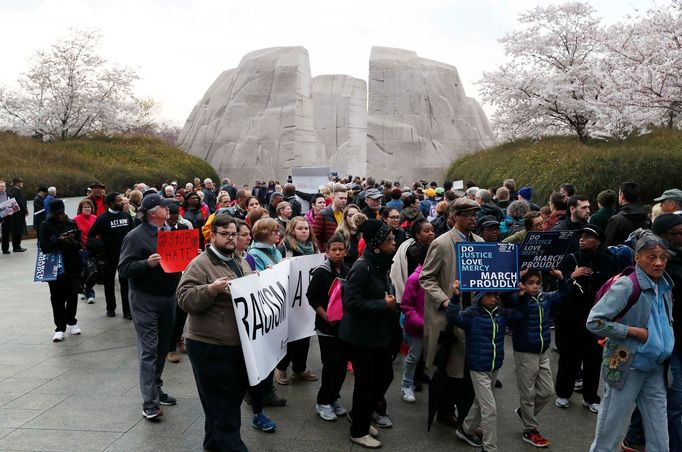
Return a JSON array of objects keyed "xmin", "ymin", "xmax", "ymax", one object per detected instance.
[
  {"xmin": 157, "ymin": 229, "xmax": 200, "ymax": 273},
  {"xmin": 457, "ymin": 242, "xmax": 519, "ymax": 292},
  {"xmin": 0, "ymin": 198, "xmax": 19, "ymax": 219},
  {"xmin": 291, "ymin": 166, "xmax": 330, "ymax": 194},
  {"xmin": 34, "ymin": 248, "xmax": 63, "ymax": 282},
  {"xmin": 231, "ymin": 261, "xmax": 291, "ymax": 386},
  {"xmin": 287, "ymin": 254, "xmax": 324, "ymax": 342},
  {"xmin": 230, "ymin": 255, "xmax": 322, "ymax": 386},
  {"xmin": 519, "ymin": 231, "xmax": 576, "ymax": 270}
]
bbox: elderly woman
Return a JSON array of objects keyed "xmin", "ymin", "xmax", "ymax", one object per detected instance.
[
  {"xmin": 339, "ymin": 219, "xmax": 399, "ymax": 449},
  {"xmin": 586, "ymin": 233, "xmax": 674, "ymax": 451}
]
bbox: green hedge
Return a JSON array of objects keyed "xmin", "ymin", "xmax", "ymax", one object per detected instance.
[
  {"xmin": 447, "ymin": 128, "xmax": 682, "ymax": 206},
  {"xmin": 0, "ymin": 133, "xmax": 218, "ymax": 197}
]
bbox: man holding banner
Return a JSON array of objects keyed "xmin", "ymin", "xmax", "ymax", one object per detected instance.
[{"xmin": 177, "ymin": 214, "xmax": 255, "ymax": 451}]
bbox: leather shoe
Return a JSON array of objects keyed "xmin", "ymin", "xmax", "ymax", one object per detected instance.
[
  {"xmin": 13, "ymin": 247, "xmax": 27, "ymax": 252},
  {"xmin": 2, "ymin": 250, "xmax": 10, "ymax": 255}
]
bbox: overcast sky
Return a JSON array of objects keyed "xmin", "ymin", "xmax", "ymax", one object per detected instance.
[{"xmin": 0, "ymin": 0, "xmax": 658, "ymax": 127}]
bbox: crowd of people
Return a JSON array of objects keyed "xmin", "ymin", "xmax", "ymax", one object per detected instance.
[{"xmin": 1, "ymin": 173, "xmax": 681, "ymax": 452}]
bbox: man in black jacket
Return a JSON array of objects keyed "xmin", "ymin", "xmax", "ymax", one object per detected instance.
[
  {"xmin": 119, "ymin": 194, "xmax": 180, "ymax": 420},
  {"xmin": 3, "ymin": 177, "xmax": 28, "ymax": 253},
  {"xmin": 606, "ymin": 182, "xmax": 649, "ymax": 246},
  {"xmin": 88, "ymin": 193, "xmax": 133, "ymax": 318},
  {"xmin": 552, "ymin": 194, "xmax": 591, "ymax": 254},
  {"xmin": 32, "ymin": 187, "xmax": 48, "ymax": 233}
]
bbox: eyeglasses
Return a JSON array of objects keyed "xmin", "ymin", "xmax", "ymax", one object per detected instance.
[
  {"xmin": 215, "ymin": 231, "xmax": 238, "ymax": 239},
  {"xmin": 387, "ymin": 215, "xmax": 400, "ymax": 220}
]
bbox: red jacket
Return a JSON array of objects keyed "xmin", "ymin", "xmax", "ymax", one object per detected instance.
[{"xmin": 313, "ymin": 206, "xmax": 340, "ymax": 252}]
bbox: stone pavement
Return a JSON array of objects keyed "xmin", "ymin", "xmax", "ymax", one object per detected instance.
[{"xmin": 0, "ymin": 240, "xmax": 598, "ymax": 451}]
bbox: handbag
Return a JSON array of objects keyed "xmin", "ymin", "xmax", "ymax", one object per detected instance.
[{"xmin": 78, "ymin": 250, "xmax": 99, "ymax": 291}]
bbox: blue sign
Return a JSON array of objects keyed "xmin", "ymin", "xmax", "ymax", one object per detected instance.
[
  {"xmin": 34, "ymin": 247, "xmax": 63, "ymax": 282},
  {"xmin": 456, "ymin": 242, "xmax": 519, "ymax": 292},
  {"xmin": 519, "ymin": 231, "xmax": 576, "ymax": 270}
]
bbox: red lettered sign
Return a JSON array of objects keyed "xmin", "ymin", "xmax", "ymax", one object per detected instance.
[{"xmin": 158, "ymin": 229, "xmax": 200, "ymax": 273}]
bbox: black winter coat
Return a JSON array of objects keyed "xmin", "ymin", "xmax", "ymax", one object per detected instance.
[
  {"xmin": 338, "ymin": 250, "xmax": 400, "ymax": 350},
  {"xmin": 605, "ymin": 204, "xmax": 649, "ymax": 246},
  {"xmin": 38, "ymin": 217, "xmax": 82, "ymax": 279}
]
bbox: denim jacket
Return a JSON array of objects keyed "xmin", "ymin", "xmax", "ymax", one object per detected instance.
[{"xmin": 586, "ymin": 266, "xmax": 674, "ymax": 388}]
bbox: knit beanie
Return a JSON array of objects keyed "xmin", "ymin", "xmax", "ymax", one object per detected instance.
[
  {"xmin": 49, "ymin": 199, "xmax": 65, "ymax": 215},
  {"xmin": 360, "ymin": 219, "xmax": 392, "ymax": 250},
  {"xmin": 518, "ymin": 186, "xmax": 533, "ymax": 201}
]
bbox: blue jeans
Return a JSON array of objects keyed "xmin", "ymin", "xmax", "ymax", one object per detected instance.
[
  {"xmin": 401, "ymin": 334, "xmax": 423, "ymax": 388},
  {"xmin": 590, "ymin": 367, "xmax": 669, "ymax": 452},
  {"xmin": 625, "ymin": 346, "xmax": 682, "ymax": 451}
]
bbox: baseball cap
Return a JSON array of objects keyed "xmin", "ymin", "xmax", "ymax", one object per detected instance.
[{"xmin": 654, "ymin": 188, "xmax": 682, "ymax": 203}]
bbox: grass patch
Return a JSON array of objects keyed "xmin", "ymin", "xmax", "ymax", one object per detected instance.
[
  {"xmin": 447, "ymin": 128, "xmax": 682, "ymax": 205},
  {"xmin": 1, "ymin": 132, "xmax": 218, "ymax": 197}
]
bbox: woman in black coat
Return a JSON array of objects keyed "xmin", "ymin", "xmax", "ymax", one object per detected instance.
[
  {"xmin": 38, "ymin": 199, "xmax": 82, "ymax": 342},
  {"xmin": 339, "ymin": 219, "xmax": 398, "ymax": 449}
]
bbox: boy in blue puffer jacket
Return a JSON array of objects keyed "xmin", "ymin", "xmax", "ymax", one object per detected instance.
[
  {"xmin": 448, "ymin": 282, "xmax": 521, "ymax": 452},
  {"xmin": 505, "ymin": 269, "xmax": 568, "ymax": 448}
]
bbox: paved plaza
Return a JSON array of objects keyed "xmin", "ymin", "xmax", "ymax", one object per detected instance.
[{"xmin": 0, "ymin": 240, "xmax": 598, "ymax": 451}]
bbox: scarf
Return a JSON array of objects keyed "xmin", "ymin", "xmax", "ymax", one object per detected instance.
[{"xmin": 293, "ymin": 240, "xmax": 315, "ymax": 255}]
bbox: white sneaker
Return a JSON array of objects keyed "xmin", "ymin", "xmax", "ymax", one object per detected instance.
[
  {"xmin": 555, "ymin": 397, "xmax": 570, "ymax": 408},
  {"xmin": 583, "ymin": 401, "xmax": 599, "ymax": 413},
  {"xmin": 401, "ymin": 386, "xmax": 416, "ymax": 403},
  {"xmin": 67, "ymin": 324, "xmax": 81, "ymax": 335},
  {"xmin": 87, "ymin": 297, "xmax": 95, "ymax": 304},
  {"xmin": 52, "ymin": 331, "xmax": 65, "ymax": 342},
  {"xmin": 371, "ymin": 412, "xmax": 393, "ymax": 428},
  {"xmin": 315, "ymin": 403, "xmax": 337, "ymax": 421}
]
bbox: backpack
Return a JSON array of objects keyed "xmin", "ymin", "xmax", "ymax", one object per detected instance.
[
  {"xmin": 593, "ymin": 266, "xmax": 641, "ymax": 342},
  {"xmin": 327, "ymin": 277, "xmax": 345, "ymax": 322},
  {"xmin": 607, "ymin": 245, "xmax": 634, "ymax": 272}
]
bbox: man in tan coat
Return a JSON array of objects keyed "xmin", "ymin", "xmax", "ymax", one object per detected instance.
[
  {"xmin": 177, "ymin": 215, "xmax": 254, "ymax": 451},
  {"xmin": 419, "ymin": 197, "xmax": 483, "ymax": 428}
]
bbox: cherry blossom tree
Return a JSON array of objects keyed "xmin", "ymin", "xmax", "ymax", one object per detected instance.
[
  {"xmin": 597, "ymin": 1, "xmax": 682, "ymax": 136},
  {"xmin": 0, "ymin": 29, "xmax": 153, "ymax": 140},
  {"xmin": 479, "ymin": 2, "xmax": 603, "ymax": 142}
]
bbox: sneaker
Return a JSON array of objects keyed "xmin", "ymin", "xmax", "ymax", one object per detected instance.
[
  {"xmin": 456, "ymin": 426, "xmax": 483, "ymax": 447},
  {"xmin": 315, "ymin": 403, "xmax": 337, "ymax": 421},
  {"xmin": 80, "ymin": 295, "xmax": 87, "ymax": 301},
  {"xmin": 555, "ymin": 397, "xmax": 570, "ymax": 408},
  {"xmin": 67, "ymin": 324, "xmax": 81, "ymax": 335},
  {"xmin": 52, "ymin": 331, "xmax": 65, "ymax": 342},
  {"xmin": 331, "ymin": 400, "xmax": 347, "ymax": 416},
  {"xmin": 159, "ymin": 391, "xmax": 177, "ymax": 406},
  {"xmin": 350, "ymin": 434, "xmax": 382, "ymax": 449},
  {"xmin": 292, "ymin": 371, "xmax": 318, "ymax": 381},
  {"xmin": 262, "ymin": 391, "xmax": 287, "ymax": 407},
  {"xmin": 371, "ymin": 412, "xmax": 393, "ymax": 428},
  {"xmin": 275, "ymin": 368, "xmax": 289, "ymax": 385},
  {"xmin": 582, "ymin": 401, "xmax": 599, "ymax": 413},
  {"xmin": 251, "ymin": 413, "xmax": 276, "ymax": 432},
  {"xmin": 621, "ymin": 438, "xmax": 646, "ymax": 452},
  {"xmin": 167, "ymin": 352, "xmax": 180, "ymax": 363},
  {"xmin": 574, "ymin": 378, "xmax": 583, "ymax": 392},
  {"xmin": 523, "ymin": 430, "xmax": 550, "ymax": 448},
  {"xmin": 401, "ymin": 386, "xmax": 416, "ymax": 403},
  {"xmin": 142, "ymin": 407, "xmax": 163, "ymax": 419},
  {"xmin": 87, "ymin": 297, "xmax": 95, "ymax": 304}
]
